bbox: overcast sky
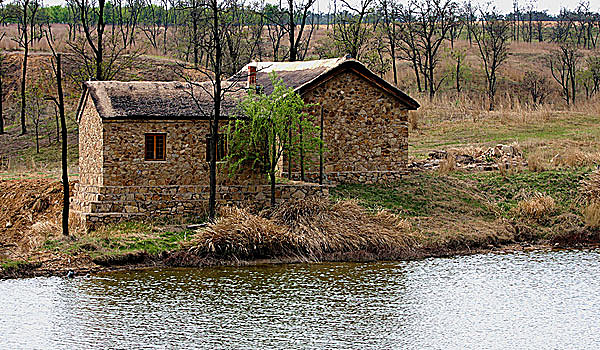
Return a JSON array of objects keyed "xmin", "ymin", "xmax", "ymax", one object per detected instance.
[{"xmin": 42, "ymin": 0, "xmax": 598, "ymax": 16}]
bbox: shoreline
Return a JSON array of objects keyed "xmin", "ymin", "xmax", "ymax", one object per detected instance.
[{"xmin": 2, "ymin": 241, "xmax": 599, "ymax": 280}]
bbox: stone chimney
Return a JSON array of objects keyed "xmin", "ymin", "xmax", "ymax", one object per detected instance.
[{"xmin": 247, "ymin": 64, "xmax": 257, "ymax": 89}]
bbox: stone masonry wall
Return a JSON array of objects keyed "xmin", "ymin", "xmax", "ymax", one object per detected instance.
[
  {"xmin": 282, "ymin": 69, "xmax": 409, "ymax": 184},
  {"xmin": 78, "ymin": 97, "xmax": 104, "ymax": 187},
  {"xmin": 73, "ymin": 109, "xmax": 320, "ymax": 228},
  {"xmin": 102, "ymin": 119, "xmax": 212, "ymax": 186},
  {"xmin": 71, "ymin": 182, "xmax": 329, "ymax": 228}
]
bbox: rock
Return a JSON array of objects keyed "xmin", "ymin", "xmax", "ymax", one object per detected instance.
[
  {"xmin": 292, "ymin": 190, "xmax": 306, "ymax": 199},
  {"xmin": 5, "ymin": 221, "xmax": 12, "ymax": 228},
  {"xmin": 124, "ymin": 205, "xmax": 138, "ymax": 213},
  {"xmin": 428, "ymin": 150, "xmax": 447, "ymax": 160},
  {"xmin": 456, "ymin": 154, "xmax": 475, "ymax": 165}
]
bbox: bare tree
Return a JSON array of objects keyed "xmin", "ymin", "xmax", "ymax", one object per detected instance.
[
  {"xmin": 221, "ymin": 0, "xmax": 264, "ymax": 75},
  {"xmin": 13, "ymin": 0, "xmax": 41, "ymax": 135},
  {"xmin": 547, "ymin": 43, "xmax": 582, "ymax": 105},
  {"xmin": 285, "ymin": 0, "xmax": 317, "ymax": 61},
  {"xmin": 176, "ymin": 0, "xmax": 256, "ymax": 220},
  {"xmin": 264, "ymin": 4, "xmax": 289, "ymax": 61},
  {"xmin": 462, "ymin": 0, "xmax": 476, "ymax": 46},
  {"xmin": 472, "ymin": 7, "xmax": 510, "ymax": 111},
  {"xmin": 67, "ymin": 0, "xmax": 140, "ymax": 82},
  {"xmin": 140, "ymin": 0, "xmax": 168, "ymax": 53},
  {"xmin": 25, "ymin": 81, "xmax": 48, "ymax": 153},
  {"xmin": 68, "ymin": 0, "xmax": 106, "ymax": 80},
  {"xmin": 379, "ymin": 0, "xmax": 400, "ymax": 85},
  {"xmin": 45, "ymin": 26, "xmax": 70, "ymax": 237},
  {"xmin": 262, "ymin": 0, "xmax": 318, "ymax": 62},
  {"xmin": 522, "ymin": 70, "xmax": 551, "ymax": 105},
  {"xmin": 398, "ymin": 0, "xmax": 458, "ymax": 99},
  {"xmin": 333, "ymin": 0, "xmax": 375, "ymax": 60}
]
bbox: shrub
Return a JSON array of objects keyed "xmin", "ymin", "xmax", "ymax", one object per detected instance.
[{"xmin": 512, "ymin": 192, "xmax": 557, "ymax": 221}]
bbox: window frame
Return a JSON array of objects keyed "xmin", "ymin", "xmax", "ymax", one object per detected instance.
[{"xmin": 144, "ymin": 133, "xmax": 167, "ymax": 161}]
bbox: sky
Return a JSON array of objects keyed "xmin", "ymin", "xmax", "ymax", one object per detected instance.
[{"xmin": 41, "ymin": 0, "xmax": 599, "ymax": 16}]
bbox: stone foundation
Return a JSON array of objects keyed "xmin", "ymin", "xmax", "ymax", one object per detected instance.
[
  {"xmin": 282, "ymin": 170, "xmax": 407, "ymax": 184},
  {"xmin": 71, "ymin": 182, "xmax": 330, "ymax": 229}
]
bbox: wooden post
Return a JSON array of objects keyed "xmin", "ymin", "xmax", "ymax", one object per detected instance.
[
  {"xmin": 300, "ymin": 114, "xmax": 304, "ymax": 181},
  {"xmin": 319, "ymin": 106, "xmax": 324, "ymax": 185}
]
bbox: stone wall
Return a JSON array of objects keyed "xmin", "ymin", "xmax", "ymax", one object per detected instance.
[
  {"xmin": 71, "ymin": 182, "xmax": 330, "ymax": 228},
  {"xmin": 282, "ymin": 69, "xmax": 409, "ymax": 184},
  {"xmin": 103, "ymin": 119, "xmax": 213, "ymax": 186},
  {"xmin": 78, "ymin": 97, "xmax": 104, "ymax": 186}
]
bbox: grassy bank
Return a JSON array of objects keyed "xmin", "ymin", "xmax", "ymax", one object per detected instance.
[{"xmin": 2, "ymin": 169, "xmax": 599, "ymax": 279}]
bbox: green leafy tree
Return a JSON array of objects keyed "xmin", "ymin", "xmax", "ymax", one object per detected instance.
[{"xmin": 226, "ymin": 73, "xmax": 322, "ymax": 206}]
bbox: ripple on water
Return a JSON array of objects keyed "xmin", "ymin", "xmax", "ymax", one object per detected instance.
[{"xmin": 1, "ymin": 249, "xmax": 600, "ymax": 349}]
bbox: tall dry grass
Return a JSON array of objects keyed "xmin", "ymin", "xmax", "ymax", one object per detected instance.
[
  {"xmin": 582, "ymin": 201, "xmax": 600, "ymax": 229},
  {"xmin": 438, "ymin": 154, "xmax": 457, "ymax": 175},
  {"xmin": 183, "ymin": 197, "xmax": 415, "ymax": 261},
  {"xmin": 580, "ymin": 170, "xmax": 600, "ymax": 202},
  {"xmin": 512, "ymin": 192, "xmax": 557, "ymax": 221}
]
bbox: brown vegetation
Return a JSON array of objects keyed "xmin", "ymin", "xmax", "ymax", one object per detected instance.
[
  {"xmin": 512, "ymin": 192, "xmax": 557, "ymax": 221},
  {"xmin": 171, "ymin": 197, "xmax": 416, "ymax": 264}
]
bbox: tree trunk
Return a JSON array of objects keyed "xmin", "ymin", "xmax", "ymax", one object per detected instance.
[
  {"xmin": 270, "ymin": 170, "xmax": 276, "ymax": 206},
  {"xmin": 270, "ymin": 124, "xmax": 277, "ymax": 206},
  {"xmin": 208, "ymin": 0, "xmax": 221, "ymax": 221},
  {"xmin": 456, "ymin": 57, "xmax": 461, "ymax": 94},
  {"xmin": 0, "ymin": 72, "xmax": 3, "ymax": 134},
  {"xmin": 288, "ymin": 0, "xmax": 297, "ymax": 62},
  {"xmin": 96, "ymin": 0, "xmax": 105, "ymax": 80},
  {"xmin": 391, "ymin": 45, "xmax": 397, "ymax": 86},
  {"xmin": 20, "ymin": 25, "xmax": 28, "ymax": 135},
  {"xmin": 412, "ymin": 59, "xmax": 422, "ymax": 92},
  {"xmin": 57, "ymin": 54, "xmax": 69, "ymax": 237},
  {"xmin": 35, "ymin": 124, "xmax": 39, "ymax": 153}
]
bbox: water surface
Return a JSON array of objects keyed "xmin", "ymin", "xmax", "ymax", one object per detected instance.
[{"xmin": 1, "ymin": 248, "xmax": 600, "ymax": 349}]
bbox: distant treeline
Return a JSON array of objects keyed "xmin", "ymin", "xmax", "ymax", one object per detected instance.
[{"xmin": 0, "ymin": 1, "xmax": 596, "ymax": 26}]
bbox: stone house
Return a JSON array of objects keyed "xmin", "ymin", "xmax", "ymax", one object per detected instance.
[{"xmin": 71, "ymin": 57, "xmax": 419, "ymax": 226}]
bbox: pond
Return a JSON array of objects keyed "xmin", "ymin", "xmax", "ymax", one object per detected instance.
[{"xmin": 1, "ymin": 248, "xmax": 600, "ymax": 349}]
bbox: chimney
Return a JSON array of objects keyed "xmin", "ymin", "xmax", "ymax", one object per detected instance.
[{"xmin": 247, "ymin": 64, "xmax": 257, "ymax": 89}]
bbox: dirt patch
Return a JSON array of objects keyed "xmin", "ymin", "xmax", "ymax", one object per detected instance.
[{"xmin": 0, "ymin": 179, "xmax": 66, "ymax": 259}]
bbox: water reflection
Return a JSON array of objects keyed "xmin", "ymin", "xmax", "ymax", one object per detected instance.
[{"xmin": 1, "ymin": 249, "xmax": 600, "ymax": 349}]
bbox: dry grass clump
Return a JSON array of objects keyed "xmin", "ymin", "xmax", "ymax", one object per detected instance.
[
  {"xmin": 408, "ymin": 110, "xmax": 420, "ymax": 131},
  {"xmin": 582, "ymin": 201, "xmax": 600, "ymax": 229},
  {"xmin": 512, "ymin": 192, "xmax": 557, "ymax": 221},
  {"xmin": 579, "ymin": 170, "xmax": 600, "ymax": 229},
  {"xmin": 187, "ymin": 197, "xmax": 415, "ymax": 261},
  {"xmin": 527, "ymin": 149, "xmax": 549, "ymax": 172},
  {"xmin": 193, "ymin": 206, "xmax": 290, "ymax": 258},
  {"xmin": 552, "ymin": 148, "xmax": 600, "ymax": 168},
  {"xmin": 580, "ymin": 170, "xmax": 600, "ymax": 201},
  {"xmin": 438, "ymin": 154, "xmax": 457, "ymax": 175}
]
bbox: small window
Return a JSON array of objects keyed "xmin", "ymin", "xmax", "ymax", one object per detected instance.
[
  {"xmin": 145, "ymin": 133, "xmax": 166, "ymax": 161},
  {"xmin": 206, "ymin": 133, "xmax": 226, "ymax": 162}
]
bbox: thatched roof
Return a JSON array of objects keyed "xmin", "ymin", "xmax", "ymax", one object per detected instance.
[
  {"xmin": 80, "ymin": 80, "xmax": 246, "ymax": 120},
  {"xmin": 77, "ymin": 57, "xmax": 419, "ymax": 121}
]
